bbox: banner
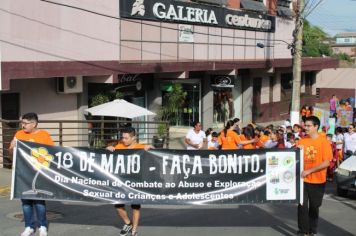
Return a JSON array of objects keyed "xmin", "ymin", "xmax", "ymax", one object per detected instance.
[
  {"xmin": 12, "ymin": 141, "xmax": 302, "ymax": 205},
  {"xmin": 327, "ymin": 118, "xmax": 336, "ymax": 135},
  {"xmin": 336, "ymin": 108, "xmax": 353, "ymax": 127},
  {"xmin": 313, "ymin": 107, "xmax": 329, "ymax": 131}
]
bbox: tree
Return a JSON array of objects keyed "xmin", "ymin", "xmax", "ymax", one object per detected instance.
[{"xmin": 303, "ymin": 20, "xmax": 333, "ymax": 57}]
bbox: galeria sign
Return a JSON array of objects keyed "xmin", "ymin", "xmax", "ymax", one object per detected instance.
[{"xmin": 120, "ymin": 0, "xmax": 276, "ymax": 32}]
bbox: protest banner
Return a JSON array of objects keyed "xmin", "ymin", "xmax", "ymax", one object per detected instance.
[
  {"xmin": 12, "ymin": 141, "xmax": 303, "ymax": 205},
  {"xmin": 313, "ymin": 107, "xmax": 329, "ymax": 131},
  {"xmin": 336, "ymin": 109, "xmax": 353, "ymax": 127}
]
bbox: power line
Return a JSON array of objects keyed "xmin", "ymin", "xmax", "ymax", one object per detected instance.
[{"xmin": 40, "ymin": 0, "xmax": 294, "ymax": 46}]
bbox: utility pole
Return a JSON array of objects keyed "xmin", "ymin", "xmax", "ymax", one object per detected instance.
[{"xmin": 290, "ymin": 0, "xmax": 305, "ymax": 126}]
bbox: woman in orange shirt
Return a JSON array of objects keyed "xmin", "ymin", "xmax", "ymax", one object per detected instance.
[
  {"xmin": 218, "ymin": 120, "xmax": 241, "ymax": 149},
  {"xmin": 240, "ymin": 125, "xmax": 256, "ymax": 149},
  {"xmin": 301, "ymin": 105, "xmax": 308, "ymax": 123}
]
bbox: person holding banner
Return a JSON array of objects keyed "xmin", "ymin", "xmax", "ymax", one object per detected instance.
[
  {"xmin": 9, "ymin": 112, "xmax": 53, "ymax": 236},
  {"xmin": 106, "ymin": 127, "xmax": 151, "ymax": 236},
  {"xmin": 297, "ymin": 116, "xmax": 332, "ymax": 236}
]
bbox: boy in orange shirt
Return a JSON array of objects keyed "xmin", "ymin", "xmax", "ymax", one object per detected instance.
[
  {"xmin": 106, "ymin": 127, "xmax": 151, "ymax": 236},
  {"xmin": 297, "ymin": 116, "xmax": 332, "ymax": 236},
  {"xmin": 9, "ymin": 112, "xmax": 53, "ymax": 236}
]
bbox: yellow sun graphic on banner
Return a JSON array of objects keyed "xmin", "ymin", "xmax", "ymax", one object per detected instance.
[
  {"xmin": 305, "ymin": 146, "xmax": 317, "ymax": 160},
  {"xmin": 30, "ymin": 147, "xmax": 54, "ymax": 170}
]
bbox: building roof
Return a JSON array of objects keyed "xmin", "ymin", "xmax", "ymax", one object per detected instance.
[{"xmin": 335, "ymin": 32, "xmax": 356, "ymax": 38}]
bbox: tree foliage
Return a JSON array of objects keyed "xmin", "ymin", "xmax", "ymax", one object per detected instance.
[
  {"xmin": 302, "ymin": 20, "xmax": 333, "ymax": 57},
  {"xmin": 90, "ymin": 91, "xmax": 124, "ymax": 107},
  {"xmin": 332, "ymin": 52, "xmax": 353, "ymax": 62}
]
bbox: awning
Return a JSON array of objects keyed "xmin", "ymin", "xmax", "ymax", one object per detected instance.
[
  {"xmin": 191, "ymin": 0, "xmax": 228, "ymax": 6},
  {"xmin": 277, "ymin": 6, "xmax": 293, "ymax": 18},
  {"xmin": 240, "ymin": 0, "xmax": 268, "ymax": 13}
]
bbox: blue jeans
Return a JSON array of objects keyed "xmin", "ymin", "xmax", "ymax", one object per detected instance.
[{"xmin": 22, "ymin": 199, "xmax": 47, "ymax": 228}]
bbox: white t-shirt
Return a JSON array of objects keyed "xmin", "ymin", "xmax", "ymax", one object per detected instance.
[
  {"xmin": 333, "ymin": 133, "xmax": 344, "ymax": 150},
  {"xmin": 285, "ymin": 141, "xmax": 294, "ymax": 148},
  {"xmin": 344, "ymin": 132, "xmax": 356, "ymax": 153},
  {"xmin": 207, "ymin": 134, "xmax": 212, "ymax": 143},
  {"xmin": 208, "ymin": 140, "xmax": 219, "ymax": 150},
  {"xmin": 186, "ymin": 129, "xmax": 206, "ymax": 150}
]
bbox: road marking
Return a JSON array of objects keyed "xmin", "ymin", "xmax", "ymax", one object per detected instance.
[
  {"xmin": 0, "ymin": 185, "xmax": 11, "ymax": 197},
  {"xmin": 324, "ymin": 194, "xmax": 356, "ymax": 205}
]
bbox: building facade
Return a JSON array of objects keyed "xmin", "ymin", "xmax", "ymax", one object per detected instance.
[
  {"xmin": 0, "ymin": 0, "xmax": 337, "ymax": 129},
  {"xmin": 332, "ymin": 32, "xmax": 356, "ymax": 58}
]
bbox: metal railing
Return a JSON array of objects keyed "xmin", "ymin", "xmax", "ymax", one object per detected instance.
[{"xmin": 0, "ymin": 119, "xmax": 169, "ymax": 169}]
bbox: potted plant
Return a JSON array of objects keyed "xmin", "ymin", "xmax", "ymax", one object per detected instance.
[{"xmin": 153, "ymin": 123, "xmax": 168, "ymax": 148}]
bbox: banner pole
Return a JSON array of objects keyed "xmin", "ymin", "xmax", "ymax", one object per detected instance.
[
  {"xmin": 10, "ymin": 140, "xmax": 18, "ymax": 200},
  {"xmin": 299, "ymin": 148, "xmax": 304, "ymax": 205}
]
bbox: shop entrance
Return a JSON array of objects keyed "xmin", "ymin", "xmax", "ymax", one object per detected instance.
[{"xmin": 161, "ymin": 81, "xmax": 200, "ymax": 127}]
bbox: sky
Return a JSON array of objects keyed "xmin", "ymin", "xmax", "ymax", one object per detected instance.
[{"xmin": 307, "ymin": 0, "xmax": 356, "ymax": 36}]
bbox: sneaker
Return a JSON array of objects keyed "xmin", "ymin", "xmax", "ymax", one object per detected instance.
[
  {"xmin": 39, "ymin": 226, "xmax": 48, "ymax": 236},
  {"xmin": 21, "ymin": 227, "xmax": 35, "ymax": 236},
  {"xmin": 119, "ymin": 223, "xmax": 133, "ymax": 236},
  {"xmin": 131, "ymin": 231, "xmax": 138, "ymax": 236}
]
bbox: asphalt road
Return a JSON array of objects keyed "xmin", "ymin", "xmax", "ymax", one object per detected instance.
[{"xmin": 0, "ymin": 168, "xmax": 355, "ymax": 236}]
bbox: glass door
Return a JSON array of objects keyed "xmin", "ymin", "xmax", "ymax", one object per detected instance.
[{"xmin": 161, "ymin": 82, "xmax": 200, "ymax": 127}]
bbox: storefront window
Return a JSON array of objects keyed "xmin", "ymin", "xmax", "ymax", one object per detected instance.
[
  {"xmin": 88, "ymin": 80, "xmax": 147, "ymax": 142},
  {"xmin": 161, "ymin": 82, "xmax": 200, "ymax": 126},
  {"xmin": 213, "ymin": 89, "xmax": 234, "ymax": 124}
]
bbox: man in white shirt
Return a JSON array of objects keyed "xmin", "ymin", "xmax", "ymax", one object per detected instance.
[
  {"xmin": 185, "ymin": 121, "xmax": 207, "ymax": 150},
  {"xmin": 344, "ymin": 124, "xmax": 356, "ymax": 159}
]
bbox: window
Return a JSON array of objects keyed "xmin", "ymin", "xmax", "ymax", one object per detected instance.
[
  {"xmin": 281, "ymin": 73, "xmax": 293, "ymax": 90},
  {"xmin": 161, "ymin": 82, "xmax": 200, "ymax": 126},
  {"xmin": 304, "ymin": 72, "xmax": 315, "ymax": 95},
  {"xmin": 278, "ymin": 0, "xmax": 291, "ymax": 7}
]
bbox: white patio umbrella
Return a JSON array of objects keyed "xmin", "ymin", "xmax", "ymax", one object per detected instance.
[{"xmin": 85, "ymin": 99, "xmax": 156, "ymax": 118}]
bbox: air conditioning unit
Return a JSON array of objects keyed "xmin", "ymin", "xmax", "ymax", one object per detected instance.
[{"xmin": 56, "ymin": 76, "xmax": 83, "ymax": 94}]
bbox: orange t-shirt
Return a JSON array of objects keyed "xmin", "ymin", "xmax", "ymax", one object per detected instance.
[
  {"xmin": 299, "ymin": 135, "xmax": 332, "ymax": 184},
  {"xmin": 15, "ymin": 130, "xmax": 54, "ymax": 146},
  {"xmin": 306, "ymin": 110, "xmax": 311, "ymax": 117},
  {"xmin": 114, "ymin": 143, "xmax": 145, "ymax": 150},
  {"xmin": 240, "ymin": 134, "xmax": 255, "ymax": 149},
  {"xmin": 218, "ymin": 130, "xmax": 241, "ymax": 150},
  {"xmin": 256, "ymin": 134, "xmax": 269, "ymax": 148}
]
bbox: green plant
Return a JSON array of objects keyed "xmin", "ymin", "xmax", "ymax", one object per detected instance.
[
  {"xmin": 157, "ymin": 123, "xmax": 168, "ymax": 138},
  {"xmin": 90, "ymin": 91, "xmax": 124, "ymax": 107},
  {"xmin": 90, "ymin": 93, "xmax": 110, "ymax": 107},
  {"xmin": 332, "ymin": 52, "xmax": 353, "ymax": 62},
  {"xmin": 158, "ymin": 84, "xmax": 187, "ymax": 124}
]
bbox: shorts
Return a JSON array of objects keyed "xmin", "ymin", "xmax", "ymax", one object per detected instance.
[{"xmin": 114, "ymin": 204, "xmax": 141, "ymax": 210}]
